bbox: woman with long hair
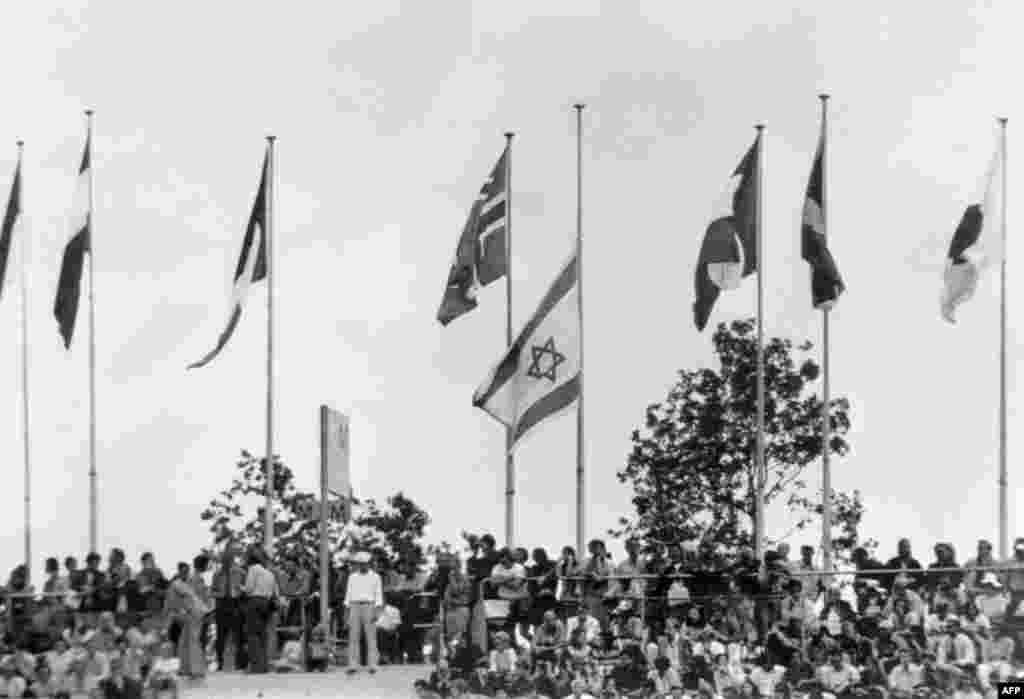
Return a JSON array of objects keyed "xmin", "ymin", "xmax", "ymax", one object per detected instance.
[{"xmin": 557, "ymin": 547, "xmax": 581, "ymax": 611}]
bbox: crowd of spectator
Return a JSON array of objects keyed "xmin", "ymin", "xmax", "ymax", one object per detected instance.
[{"xmin": 411, "ymin": 535, "xmax": 1024, "ymax": 699}]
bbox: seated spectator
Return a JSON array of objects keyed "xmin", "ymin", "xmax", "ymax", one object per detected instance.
[
  {"xmin": 816, "ymin": 648, "xmax": 861, "ymax": 697},
  {"xmin": 0, "ymin": 655, "xmax": 28, "ymax": 699},
  {"xmin": 146, "ymin": 641, "xmax": 180, "ymax": 698},
  {"xmin": 565, "ymin": 628, "xmax": 593, "ymax": 667},
  {"xmin": 272, "ymin": 631, "xmax": 304, "ymax": 673},
  {"xmin": 748, "ymin": 652, "xmax": 786, "ymax": 698},
  {"xmin": 566, "ymin": 606, "xmax": 602, "ymax": 647},
  {"xmin": 779, "ymin": 579, "xmax": 816, "ymax": 631},
  {"xmin": 93, "ymin": 612, "xmax": 123, "ymax": 652},
  {"xmin": 488, "ymin": 631, "xmax": 517, "ymax": 676},
  {"xmin": 889, "ymin": 648, "xmax": 924, "ymax": 697},
  {"xmin": 976, "ymin": 574, "xmax": 1010, "ymax": 623},
  {"xmin": 96, "ymin": 655, "xmax": 143, "ymax": 699},
  {"xmin": 713, "ymin": 650, "xmax": 747, "ymax": 695},
  {"xmin": 948, "ymin": 618, "xmax": 978, "ymax": 668},
  {"xmin": 491, "ymin": 549, "xmax": 528, "ymax": 638},
  {"xmin": 649, "ymin": 654, "xmax": 681, "ymax": 694},
  {"xmin": 532, "ymin": 610, "xmax": 565, "ymax": 661}
]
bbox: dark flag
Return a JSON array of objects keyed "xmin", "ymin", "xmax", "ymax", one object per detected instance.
[
  {"xmin": 693, "ymin": 135, "xmax": 759, "ymax": 331},
  {"xmin": 0, "ymin": 156, "xmax": 21, "ymax": 302},
  {"xmin": 437, "ymin": 148, "xmax": 508, "ymax": 326},
  {"xmin": 188, "ymin": 149, "xmax": 268, "ymax": 369},
  {"xmin": 801, "ymin": 126, "xmax": 845, "ymax": 309},
  {"xmin": 55, "ymin": 136, "xmax": 91, "ymax": 349}
]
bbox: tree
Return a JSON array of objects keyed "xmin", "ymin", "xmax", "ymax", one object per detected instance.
[
  {"xmin": 200, "ymin": 450, "xmax": 432, "ymax": 568},
  {"xmin": 614, "ymin": 318, "xmax": 855, "ymax": 553}
]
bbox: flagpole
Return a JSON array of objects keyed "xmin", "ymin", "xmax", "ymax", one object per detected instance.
[
  {"xmin": 17, "ymin": 140, "xmax": 31, "ymax": 582},
  {"xmin": 265, "ymin": 135, "xmax": 276, "ymax": 558},
  {"xmin": 85, "ymin": 109, "xmax": 98, "ymax": 556},
  {"xmin": 998, "ymin": 116, "xmax": 1008, "ymax": 560},
  {"xmin": 574, "ymin": 104, "xmax": 586, "ymax": 557},
  {"xmin": 754, "ymin": 123, "xmax": 766, "ymax": 562},
  {"xmin": 504, "ymin": 131, "xmax": 515, "ymax": 550},
  {"xmin": 819, "ymin": 95, "xmax": 833, "ymax": 573}
]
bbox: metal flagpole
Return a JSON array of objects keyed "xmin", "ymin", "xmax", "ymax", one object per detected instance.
[
  {"xmin": 819, "ymin": 95, "xmax": 833, "ymax": 573},
  {"xmin": 574, "ymin": 104, "xmax": 586, "ymax": 557},
  {"xmin": 17, "ymin": 140, "xmax": 31, "ymax": 582},
  {"xmin": 754, "ymin": 123, "xmax": 766, "ymax": 562},
  {"xmin": 265, "ymin": 136, "xmax": 276, "ymax": 558},
  {"xmin": 85, "ymin": 110, "xmax": 98, "ymax": 556},
  {"xmin": 504, "ymin": 131, "xmax": 515, "ymax": 550},
  {"xmin": 998, "ymin": 116, "xmax": 1008, "ymax": 560}
]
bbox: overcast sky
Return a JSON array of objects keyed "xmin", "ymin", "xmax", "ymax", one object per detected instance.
[{"xmin": 0, "ymin": 1, "xmax": 1018, "ymax": 580}]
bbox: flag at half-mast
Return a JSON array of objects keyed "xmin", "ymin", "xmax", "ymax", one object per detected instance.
[
  {"xmin": 0, "ymin": 153, "xmax": 21, "ymax": 303},
  {"xmin": 801, "ymin": 123, "xmax": 845, "ymax": 310},
  {"xmin": 473, "ymin": 247, "xmax": 579, "ymax": 449},
  {"xmin": 693, "ymin": 135, "xmax": 759, "ymax": 331},
  {"xmin": 941, "ymin": 141, "xmax": 1004, "ymax": 323},
  {"xmin": 437, "ymin": 147, "xmax": 508, "ymax": 326},
  {"xmin": 188, "ymin": 148, "xmax": 268, "ymax": 369},
  {"xmin": 54, "ymin": 134, "xmax": 91, "ymax": 349}
]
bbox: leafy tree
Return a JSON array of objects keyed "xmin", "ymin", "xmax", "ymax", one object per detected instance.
[
  {"xmin": 200, "ymin": 450, "xmax": 432, "ymax": 568},
  {"xmin": 614, "ymin": 318, "xmax": 855, "ymax": 553}
]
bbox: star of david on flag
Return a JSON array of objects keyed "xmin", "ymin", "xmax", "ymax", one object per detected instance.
[{"xmin": 473, "ymin": 247, "xmax": 580, "ymax": 449}]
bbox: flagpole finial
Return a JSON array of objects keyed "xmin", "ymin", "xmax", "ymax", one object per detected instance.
[
  {"xmin": 998, "ymin": 117, "xmax": 1008, "ymax": 126},
  {"xmin": 504, "ymin": 132, "xmax": 514, "ymax": 144},
  {"xmin": 574, "ymin": 103, "xmax": 585, "ymax": 111},
  {"xmin": 819, "ymin": 93, "xmax": 830, "ymax": 102},
  {"xmin": 84, "ymin": 109, "xmax": 93, "ymax": 117},
  {"xmin": 16, "ymin": 140, "xmax": 24, "ymax": 149},
  {"xmin": 266, "ymin": 135, "xmax": 276, "ymax": 144},
  {"xmin": 755, "ymin": 123, "xmax": 765, "ymax": 132}
]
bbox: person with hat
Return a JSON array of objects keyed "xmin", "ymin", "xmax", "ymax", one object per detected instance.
[
  {"xmin": 976, "ymin": 572, "xmax": 1009, "ymax": 623},
  {"xmin": 343, "ymin": 550, "xmax": 383, "ymax": 675}
]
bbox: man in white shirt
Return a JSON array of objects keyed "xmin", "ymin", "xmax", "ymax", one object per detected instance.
[
  {"xmin": 344, "ymin": 551, "xmax": 383, "ymax": 675},
  {"xmin": 242, "ymin": 548, "xmax": 279, "ymax": 674},
  {"xmin": 817, "ymin": 649, "xmax": 861, "ymax": 696},
  {"xmin": 888, "ymin": 648, "xmax": 924, "ymax": 697},
  {"xmin": 565, "ymin": 606, "xmax": 601, "ymax": 646},
  {"xmin": 749, "ymin": 653, "xmax": 787, "ymax": 698}
]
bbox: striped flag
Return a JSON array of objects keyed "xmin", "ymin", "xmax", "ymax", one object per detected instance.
[
  {"xmin": 54, "ymin": 135, "xmax": 91, "ymax": 349},
  {"xmin": 941, "ymin": 143, "xmax": 1003, "ymax": 323},
  {"xmin": 693, "ymin": 135, "xmax": 759, "ymax": 331},
  {"xmin": 473, "ymin": 248, "xmax": 579, "ymax": 449},
  {"xmin": 801, "ymin": 125, "xmax": 845, "ymax": 310},
  {"xmin": 188, "ymin": 149, "xmax": 268, "ymax": 369},
  {"xmin": 437, "ymin": 148, "xmax": 508, "ymax": 326},
  {"xmin": 0, "ymin": 155, "xmax": 21, "ymax": 302}
]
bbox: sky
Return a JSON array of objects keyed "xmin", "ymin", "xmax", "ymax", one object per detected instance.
[{"xmin": 0, "ymin": 1, "xmax": 1018, "ymax": 582}]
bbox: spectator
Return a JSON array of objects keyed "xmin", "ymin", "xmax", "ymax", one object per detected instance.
[
  {"xmin": 581, "ymin": 540, "xmax": 612, "ymax": 629},
  {"xmin": 566, "ymin": 606, "xmax": 602, "ymax": 646},
  {"xmin": 964, "ymin": 540, "xmax": 999, "ymax": 595},
  {"xmin": 135, "ymin": 552, "xmax": 167, "ymax": 618},
  {"xmin": 343, "ymin": 551, "xmax": 382, "ymax": 676},
  {"xmin": 1001, "ymin": 538, "xmax": 1024, "ymax": 617},
  {"xmin": 749, "ymin": 652, "xmax": 787, "ymax": 698},
  {"xmin": 107, "ymin": 548, "xmax": 132, "ymax": 613},
  {"xmin": 796, "ymin": 545, "xmax": 823, "ymax": 600},
  {"xmin": 242, "ymin": 548, "xmax": 278, "ymax": 674},
  {"xmin": 146, "ymin": 641, "xmax": 180, "ymax": 698},
  {"xmin": 532, "ymin": 610, "xmax": 564, "ymax": 663},
  {"xmin": 442, "ymin": 557, "xmax": 473, "ymax": 646},
  {"xmin": 852, "ymin": 547, "xmax": 886, "ymax": 585},
  {"xmin": 211, "ymin": 547, "xmax": 246, "ymax": 672},
  {"xmin": 888, "ymin": 647, "xmax": 923, "ymax": 697},
  {"xmin": 556, "ymin": 546, "xmax": 581, "ymax": 604},
  {"xmin": 976, "ymin": 573, "xmax": 1010, "ymax": 624},
  {"xmin": 97, "ymin": 654, "xmax": 143, "ymax": 699},
  {"xmin": 526, "ymin": 548, "xmax": 558, "ymax": 634},
  {"xmin": 42, "ymin": 557, "xmax": 67, "ymax": 602},
  {"xmin": 491, "ymin": 548, "xmax": 528, "ymax": 640},
  {"xmin": 885, "ymin": 539, "xmax": 924, "ymax": 590},
  {"xmin": 488, "ymin": 631, "xmax": 517, "ymax": 675},
  {"xmin": 816, "ymin": 648, "xmax": 861, "ymax": 698},
  {"xmin": 928, "ymin": 543, "xmax": 965, "ymax": 593}
]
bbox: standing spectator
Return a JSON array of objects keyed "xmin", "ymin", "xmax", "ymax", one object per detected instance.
[
  {"xmin": 491, "ymin": 549, "xmax": 528, "ymax": 641},
  {"xmin": 927, "ymin": 543, "xmax": 964, "ymax": 593},
  {"xmin": 43, "ymin": 557, "xmax": 68, "ymax": 601},
  {"xmin": 63, "ymin": 556, "xmax": 85, "ymax": 597},
  {"xmin": 851, "ymin": 547, "xmax": 886, "ymax": 585},
  {"xmin": 566, "ymin": 606, "xmax": 601, "ymax": 646},
  {"xmin": 135, "ymin": 553, "xmax": 167, "ymax": 617},
  {"xmin": 556, "ymin": 546, "xmax": 581, "ymax": 606},
  {"xmin": 242, "ymin": 548, "xmax": 278, "ymax": 674},
  {"xmin": 964, "ymin": 540, "xmax": 998, "ymax": 594},
  {"xmin": 885, "ymin": 539, "xmax": 924, "ymax": 590},
  {"xmin": 183, "ymin": 555, "xmax": 212, "ymax": 679},
  {"xmin": 580, "ymin": 540, "xmax": 611, "ymax": 630},
  {"xmin": 442, "ymin": 558, "xmax": 473, "ymax": 645},
  {"xmin": 344, "ymin": 551, "xmax": 383, "ymax": 676},
  {"xmin": 795, "ymin": 545, "xmax": 823, "ymax": 601},
  {"xmin": 80, "ymin": 553, "xmax": 107, "ymax": 617},
  {"xmin": 211, "ymin": 547, "xmax": 246, "ymax": 672},
  {"xmin": 526, "ymin": 548, "xmax": 558, "ymax": 637},
  {"xmin": 1000, "ymin": 537, "xmax": 1024, "ymax": 617},
  {"xmin": 277, "ymin": 555, "xmax": 311, "ymax": 631},
  {"xmin": 392, "ymin": 557, "xmax": 429, "ymax": 663},
  {"xmin": 107, "ymin": 548, "xmax": 133, "ymax": 614}
]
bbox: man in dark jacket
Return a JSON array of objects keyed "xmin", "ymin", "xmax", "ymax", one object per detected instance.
[{"xmin": 884, "ymin": 539, "xmax": 924, "ymax": 590}]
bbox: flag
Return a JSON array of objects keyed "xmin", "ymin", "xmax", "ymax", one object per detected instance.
[
  {"xmin": 437, "ymin": 148, "xmax": 508, "ymax": 326},
  {"xmin": 473, "ymin": 248, "xmax": 579, "ymax": 448},
  {"xmin": 801, "ymin": 126, "xmax": 845, "ymax": 310},
  {"xmin": 54, "ymin": 135, "xmax": 91, "ymax": 349},
  {"xmin": 188, "ymin": 149, "xmax": 268, "ymax": 369},
  {"xmin": 320, "ymin": 405, "xmax": 351, "ymax": 498},
  {"xmin": 0, "ymin": 157, "xmax": 21, "ymax": 303},
  {"xmin": 941, "ymin": 144, "xmax": 1003, "ymax": 323},
  {"xmin": 693, "ymin": 135, "xmax": 759, "ymax": 331}
]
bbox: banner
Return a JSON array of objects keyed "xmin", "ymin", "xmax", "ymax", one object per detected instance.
[{"xmin": 320, "ymin": 405, "xmax": 351, "ymax": 501}]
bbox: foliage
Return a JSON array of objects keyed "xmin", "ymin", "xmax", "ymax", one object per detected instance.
[
  {"xmin": 614, "ymin": 318, "xmax": 855, "ymax": 553},
  {"xmin": 200, "ymin": 450, "xmax": 432, "ymax": 568}
]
